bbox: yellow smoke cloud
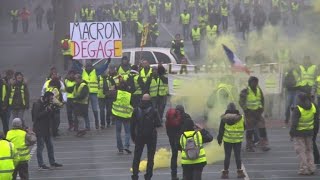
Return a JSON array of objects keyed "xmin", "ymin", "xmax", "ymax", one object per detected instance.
[{"xmin": 133, "ymin": 140, "xmax": 224, "ymax": 172}]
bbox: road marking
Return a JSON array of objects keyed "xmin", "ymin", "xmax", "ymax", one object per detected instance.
[{"xmin": 242, "ymin": 163, "xmax": 250, "ymax": 180}]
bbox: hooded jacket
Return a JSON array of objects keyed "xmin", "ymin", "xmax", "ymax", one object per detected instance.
[
  {"xmin": 217, "ymin": 109, "xmax": 243, "ymax": 144},
  {"xmin": 290, "ymin": 97, "xmax": 319, "ymax": 137}
]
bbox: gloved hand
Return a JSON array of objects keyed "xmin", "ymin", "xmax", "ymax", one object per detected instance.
[{"xmin": 218, "ymin": 140, "xmax": 222, "ymax": 146}]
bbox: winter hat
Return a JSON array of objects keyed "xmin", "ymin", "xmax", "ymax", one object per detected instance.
[
  {"xmin": 248, "ymin": 76, "xmax": 259, "ymax": 84},
  {"xmin": 43, "ymin": 91, "xmax": 54, "ymax": 98},
  {"xmin": 12, "ymin": 118, "xmax": 22, "ymax": 128},
  {"xmin": 176, "ymin": 105, "xmax": 185, "ymax": 113},
  {"xmin": 225, "ymin": 102, "xmax": 240, "ymax": 114}
]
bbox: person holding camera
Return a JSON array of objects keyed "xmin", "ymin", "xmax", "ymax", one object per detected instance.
[{"xmin": 32, "ymin": 91, "xmax": 62, "ymax": 170}]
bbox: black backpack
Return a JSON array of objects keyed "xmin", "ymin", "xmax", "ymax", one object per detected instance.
[{"xmin": 136, "ymin": 107, "xmax": 156, "ymax": 137}]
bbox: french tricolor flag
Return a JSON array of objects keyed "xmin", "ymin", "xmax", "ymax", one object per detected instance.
[{"xmin": 222, "ymin": 44, "xmax": 250, "ymax": 75}]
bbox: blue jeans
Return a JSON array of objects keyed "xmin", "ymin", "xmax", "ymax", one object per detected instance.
[
  {"xmin": 36, "ymin": 136, "xmax": 55, "ymax": 166},
  {"xmin": 115, "ymin": 117, "xmax": 131, "ymax": 151},
  {"xmin": 285, "ymin": 90, "xmax": 296, "ymax": 121},
  {"xmin": 85, "ymin": 93, "xmax": 99, "ymax": 129}
]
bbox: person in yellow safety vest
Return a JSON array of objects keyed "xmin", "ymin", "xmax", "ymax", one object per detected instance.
[
  {"xmin": 112, "ymin": 6, "xmax": 122, "ymax": 21},
  {"xmin": 6, "ymin": 118, "xmax": 32, "ymax": 180},
  {"xmin": 134, "ymin": 17, "xmax": 144, "ymax": 47},
  {"xmin": 0, "ymin": 131, "xmax": 19, "ymax": 180},
  {"xmin": 157, "ymin": 65, "xmax": 168, "ymax": 120},
  {"xmin": 42, "ymin": 72, "xmax": 67, "ymax": 103},
  {"xmin": 97, "ymin": 72, "xmax": 108, "ymax": 129},
  {"xmin": 8, "ymin": 72, "xmax": 29, "ymax": 127},
  {"xmin": 239, "ymin": 76, "xmax": 270, "ymax": 152},
  {"xmin": 10, "ymin": 9, "xmax": 19, "ymax": 33},
  {"xmin": 64, "ymin": 70, "xmax": 76, "ymax": 131},
  {"xmin": 80, "ymin": 5, "xmax": 88, "ymax": 21},
  {"xmin": 126, "ymin": 65, "xmax": 144, "ymax": 108},
  {"xmin": 61, "ymin": 34, "xmax": 73, "ymax": 71},
  {"xmin": 264, "ymin": 74, "xmax": 278, "ymax": 119},
  {"xmin": 148, "ymin": 2, "xmax": 158, "ymax": 17},
  {"xmin": 206, "ymin": 23, "xmax": 218, "ymax": 45},
  {"xmin": 0, "ymin": 78, "xmax": 9, "ymax": 135},
  {"xmin": 187, "ymin": 0, "xmax": 196, "ymax": 16},
  {"xmin": 221, "ymin": 1, "xmax": 229, "ymax": 32},
  {"xmin": 148, "ymin": 16, "xmax": 159, "ymax": 47},
  {"xmin": 217, "ymin": 103, "xmax": 246, "ymax": 179},
  {"xmin": 117, "ymin": 56, "xmax": 132, "ymax": 79},
  {"xmin": 296, "ymin": 56, "xmax": 316, "ymax": 95},
  {"xmin": 146, "ymin": 67, "xmax": 160, "ymax": 106},
  {"xmin": 190, "ymin": 24, "xmax": 201, "ymax": 58},
  {"xmin": 164, "ymin": 0, "xmax": 173, "ymax": 23},
  {"xmin": 120, "ymin": 7, "xmax": 128, "ymax": 37},
  {"xmin": 112, "ymin": 81, "xmax": 133, "ymax": 154},
  {"xmin": 86, "ymin": 5, "xmax": 95, "ymax": 22},
  {"xmin": 140, "ymin": 60, "xmax": 153, "ymax": 83},
  {"xmin": 180, "ymin": 9, "xmax": 191, "ymax": 40},
  {"xmin": 198, "ymin": 10, "xmax": 208, "ymax": 39},
  {"xmin": 171, "ymin": 34, "xmax": 185, "ymax": 61},
  {"xmin": 290, "ymin": 92, "xmax": 318, "ymax": 175},
  {"xmin": 180, "ymin": 117, "xmax": 213, "ymax": 180},
  {"xmin": 291, "ymin": 1, "xmax": 299, "ymax": 25},
  {"xmin": 73, "ymin": 74, "xmax": 89, "ymax": 137},
  {"xmin": 276, "ymin": 47, "xmax": 291, "ymax": 65}
]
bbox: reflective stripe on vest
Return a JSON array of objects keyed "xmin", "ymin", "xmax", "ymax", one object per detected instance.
[
  {"xmin": 206, "ymin": 25, "xmax": 217, "ymax": 42},
  {"xmin": 221, "ymin": 6, "xmax": 228, "ymax": 16},
  {"xmin": 191, "ymin": 28, "xmax": 201, "ymax": 41},
  {"xmin": 223, "ymin": 116, "xmax": 245, "ymax": 143},
  {"xmin": 6, "ymin": 129, "xmax": 30, "ymax": 161},
  {"xmin": 246, "ymin": 87, "xmax": 262, "ymax": 110},
  {"xmin": 140, "ymin": 68, "xmax": 152, "ymax": 83},
  {"xmin": 73, "ymin": 83, "xmax": 89, "ymax": 104},
  {"xmin": 180, "ymin": 13, "xmax": 191, "ymax": 25},
  {"xmin": 297, "ymin": 65, "xmax": 316, "ymax": 87},
  {"xmin": 97, "ymin": 76, "xmax": 106, "ymax": 98},
  {"xmin": 1, "ymin": 84, "xmax": 6, "ymax": 102},
  {"xmin": 64, "ymin": 79, "xmax": 76, "ymax": 98},
  {"xmin": 130, "ymin": 11, "xmax": 138, "ymax": 21},
  {"xmin": 82, "ymin": 69, "xmax": 98, "ymax": 93},
  {"xmin": 265, "ymin": 76, "xmax": 277, "ymax": 89},
  {"xmin": 0, "ymin": 140, "xmax": 15, "ymax": 174},
  {"xmin": 118, "ymin": 66, "xmax": 131, "ymax": 76},
  {"xmin": 112, "ymin": 90, "xmax": 133, "ymax": 118},
  {"xmin": 9, "ymin": 85, "xmax": 25, "ymax": 106},
  {"xmin": 149, "ymin": 78, "xmax": 165, "ymax": 97},
  {"xmin": 180, "ymin": 131, "xmax": 206, "ymax": 165},
  {"xmin": 297, "ymin": 103, "xmax": 315, "ymax": 131},
  {"xmin": 86, "ymin": 9, "xmax": 95, "ymax": 21}
]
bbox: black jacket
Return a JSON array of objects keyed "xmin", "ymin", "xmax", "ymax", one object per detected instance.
[
  {"xmin": 217, "ymin": 110, "xmax": 243, "ymax": 144},
  {"xmin": 130, "ymin": 101, "xmax": 161, "ymax": 142},
  {"xmin": 290, "ymin": 99, "xmax": 319, "ymax": 138},
  {"xmin": 32, "ymin": 99, "xmax": 54, "ymax": 136}
]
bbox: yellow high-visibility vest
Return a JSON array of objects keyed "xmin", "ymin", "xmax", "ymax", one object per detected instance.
[
  {"xmin": 180, "ymin": 13, "xmax": 191, "ymax": 25},
  {"xmin": 61, "ymin": 39, "xmax": 73, "ymax": 56},
  {"xmin": 86, "ymin": 9, "xmax": 95, "ymax": 21},
  {"xmin": 6, "ymin": 129, "xmax": 30, "ymax": 162},
  {"xmin": 140, "ymin": 68, "xmax": 152, "ymax": 83},
  {"xmin": 82, "ymin": 69, "xmax": 98, "ymax": 93},
  {"xmin": 133, "ymin": 75, "xmax": 142, "ymax": 95},
  {"xmin": 180, "ymin": 131, "xmax": 207, "ymax": 165},
  {"xmin": 136, "ymin": 21, "xmax": 143, "ymax": 34},
  {"xmin": 130, "ymin": 11, "xmax": 138, "ymax": 21},
  {"xmin": 9, "ymin": 85, "xmax": 25, "ymax": 106},
  {"xmin": 73, "ymin": 82, "xmax": 89, "ymax": 104},
  {"xmin": 112, "ymin": 90, "xmax": 133, "ymax": 118},
  {"xmin": 191, "ymin": 28, "xmax": 201, "ymax": 41},
  {"xmin": 206, "ymin": 25, "xmax": 218, "ymax": 42},
  {"xmin": 64, "ymin": 79, "xmax": 76, "ymax": 99},
  {"xmin": 149, "ymin": 5, "xmax": 157, "ymax": 16},
  {"xmin": 97, "ymin": 76, "xmax": 106, "ymax": 99},
  {"xmin": 221, "ymin": 6, "xmax": 228, "ymax": 16},
  {"xmin": 297, "ymin": 65, "xmax": 316, "ymax": 87},
  {"xmin": 1, "ymin": 84, "xmax": 6, "ymax": 102},
  {"xmin": 246, "ymin": 86, "xmax": 262, "ymax": 110},
  {"xmin": 297, "ymin": 103, "xmax": 315, "ymax": 131},
  {"xmin": 0, "ymin": 140, "xmax": 16, "ymax": 180},
  {"xmin": 165, "ymin": 2, "xmax": 172, "ymax": 11},
  {"xmin": 223, "ymin": 116, "xmax": 245, "ymax": 143}
]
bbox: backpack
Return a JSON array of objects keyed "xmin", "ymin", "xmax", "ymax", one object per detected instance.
[
  {"xmin": 183, "ymin": 131, "xmax": 200, "ymax": 160},
  {"xmin": 61, "ymin": 40, "xmax": 70, "ymax": 50},
  {"xmin": 137, "ymin": 107, "xmax": 155, "ymax": 137},
  {"xmin": 165, "ymin": 108, "xmax": 182, "ymax": 128}
]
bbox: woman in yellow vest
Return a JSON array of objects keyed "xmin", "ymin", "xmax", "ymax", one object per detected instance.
[
  {"xmin": 290, "ymin": 92, "xmax": 318, "ymax": 175},
  {"xmin": 217, "ymin": 103, "xmax": 246, "ymax": 179},
  {"xmin": 179, "ymin": 117, "xmax": 213, "ymax": 180}
]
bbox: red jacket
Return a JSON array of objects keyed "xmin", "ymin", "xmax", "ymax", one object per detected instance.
[{"xmin": 19, "ymin": 10, "xmax": 31, "ymax": 20}]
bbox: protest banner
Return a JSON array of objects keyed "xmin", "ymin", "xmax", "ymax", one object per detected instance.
[
  {"xmin": 168, "ymin": 63, "xmax": 283, "ymax": 96},
  {"xmin": 70, "ymin": 22, "xmax": 122, "ymax": 59}
]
